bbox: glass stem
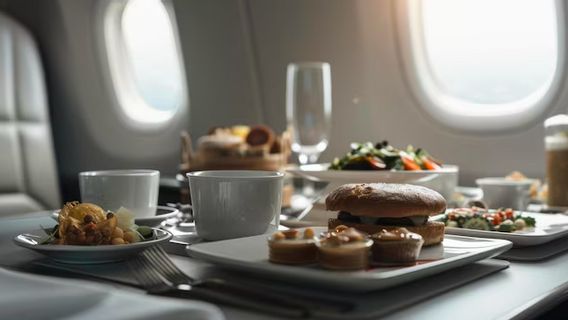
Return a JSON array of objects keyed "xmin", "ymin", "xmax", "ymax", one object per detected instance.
[{"xmin": 299, "ymin": 153, "xmax": 319, "ymax": 197}]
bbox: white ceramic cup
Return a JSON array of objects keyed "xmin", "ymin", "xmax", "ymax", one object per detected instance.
[
  {"xmin": 476, "ymin": 177, "xmax": 533, "ymax": 210},
  {"xmin": 188, "ymin": 170, "xmax": 284, "ymax": 241},
  {"xmin": 79, "ymin": 170, "xmax": 160, "ymax": 218}
]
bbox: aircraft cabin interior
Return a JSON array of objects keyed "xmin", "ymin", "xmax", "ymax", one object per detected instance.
[{"xmin": 1, "ymin": 1, "xmax": 568, "ymax": 319}]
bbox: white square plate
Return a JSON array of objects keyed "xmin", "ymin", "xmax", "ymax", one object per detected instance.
[
  {"xmin": 187, "ymin": 227, "xmax": 511, "ymax": 292},
  {"xmin": 432, "ymin": 211, "xmax": 568, "ymax": 247}
]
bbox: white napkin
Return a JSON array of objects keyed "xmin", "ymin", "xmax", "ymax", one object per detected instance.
[{"xmin": 0, "ymin": 267, "xmax": 225, "ymax": 320}]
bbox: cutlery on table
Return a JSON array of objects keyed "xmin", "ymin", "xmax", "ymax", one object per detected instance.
[{"xmin": 129, "ymin": 246, "xmax": 353, "ymax": 318}]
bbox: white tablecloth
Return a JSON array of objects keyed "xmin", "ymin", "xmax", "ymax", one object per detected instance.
[{"xmin": 0, "ymin": 267, "xmax": 224, "ymax": 320}]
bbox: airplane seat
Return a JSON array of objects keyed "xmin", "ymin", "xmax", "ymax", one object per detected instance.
[{"xmin": 0, "ymin": 13, "xmax": 61, "ymax": 216}]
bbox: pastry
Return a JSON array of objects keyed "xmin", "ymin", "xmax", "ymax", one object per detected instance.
[
  {"xmin": 316, "ymin": 226, "xmax": 373, "ymax": 271},
  {"xmin": 371, "ymin": 228, "xmax": 424, "ymax": 266},
  {"xmin": 268, "ymin": 229, "xmax": 317, "ymax": 265}
]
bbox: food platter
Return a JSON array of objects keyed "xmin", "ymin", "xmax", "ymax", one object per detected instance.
[
  {"xmin": 13, "ymin": 228, "xmax": 172, "ymax": 264},
  {"xmin": 432, "ymin": 211, "xmax": 568, "ymax": 247},
  {"xmin": 187, "ymin": 227, "xmax": 511, "ymax": 292}
]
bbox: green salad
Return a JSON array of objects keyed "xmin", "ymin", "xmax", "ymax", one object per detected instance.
[{"xmin": 329, "ymin": 141, "xmax": 442, "ymax": 171}]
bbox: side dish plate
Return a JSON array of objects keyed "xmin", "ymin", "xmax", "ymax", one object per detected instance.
[
  {"xmin": 186, "ymin": 227, "xmax": 511, "ymax": 292},
  {"xmin": 14, "ymin": 228, "xmax": 172, "ymax": 264},
  {"xmin": 432, "ymin": 211, "xmax": 568, "ymax": 247}
]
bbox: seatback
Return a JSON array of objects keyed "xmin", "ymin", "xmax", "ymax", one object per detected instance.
[{"xmin": 0, "ymin": 13, "xmax": 60, "ymax": 216}]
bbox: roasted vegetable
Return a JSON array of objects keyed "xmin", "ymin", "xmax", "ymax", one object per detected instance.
[
  {"xmin": 442, "ymin": 207, "xmax": 536, "ymax": 233},
  {"xmin": 463, "ymin": 218, "xmax": 491, "ymax": 231},
  {"xmin": 49, "ymin": 201, "xmax": 140, "ymax": 245}
]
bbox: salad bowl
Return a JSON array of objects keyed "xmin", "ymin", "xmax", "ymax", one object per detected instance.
[{"xmin": 287, "ymin": 163, "xmax": 458, "ymax": 200}]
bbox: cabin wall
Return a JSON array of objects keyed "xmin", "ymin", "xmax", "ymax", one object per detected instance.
[
  {"xmin": 172, "ymin": 0, "xmax": 262, "ymax": 138},
  {"xmin": 245, "ymin": 0, "xmax": 568, "ymax": 185},
  {"xmin": 1, "ymin": 0, "xmax": 565, "ymax": 201}
]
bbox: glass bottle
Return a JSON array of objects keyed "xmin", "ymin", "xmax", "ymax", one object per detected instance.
[{"xmin": 545, "ymin": 114, "xmax": 568, "ymax": 206}]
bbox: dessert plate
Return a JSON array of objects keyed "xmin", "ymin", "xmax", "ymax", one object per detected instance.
[
  {"xmin": 14, "ymin": 228, "xmax": 172, "ymax": 264},
  {"xmin": 52, "ymin": 206, "xmax": 180, "ymax": 227},
  {"xmin": 432, "ymin": 211, "xmax": 568, "ymax": 247},
  {"xmin": 186, "ymin": 227, "xmax": 511, "ymax": 292}
]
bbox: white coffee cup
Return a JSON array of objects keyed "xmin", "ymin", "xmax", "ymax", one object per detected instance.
[
  {"xmin": 476, "ymin": 177, "xmax": 533, "ymax": 210},
  {"xmin": 188, "ymin": 170, "xmax": 284, "ymax": 241},
  {"xmin": 79, "ymin": 170, "xmax": 160, "ymax": 218}
]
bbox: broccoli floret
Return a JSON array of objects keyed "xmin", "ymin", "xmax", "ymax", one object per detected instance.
[
  {"xmin": 463, "ymin": 218, "xmax": 490, "ymax": 231},
  {"xmin": 498, "ymin": 220, "xmax": 516, "ymax": 233}
]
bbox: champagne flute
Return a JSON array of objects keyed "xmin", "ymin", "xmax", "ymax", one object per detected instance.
[{"xmin": 286, "ymin": 62, "xmax": 332, "ymax": 195}]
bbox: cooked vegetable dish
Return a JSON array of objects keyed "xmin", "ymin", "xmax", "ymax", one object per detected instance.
[
  {"xmin": 441, "ymin": 207, "xmax": 536, "ymax": 233},
  {"xmin": 329, "ymin": 141, "xmax": 442, "ymax": 171},
  {"xmin": 42, "ymin": 202, "xmax": 155, "ymax": 245}
]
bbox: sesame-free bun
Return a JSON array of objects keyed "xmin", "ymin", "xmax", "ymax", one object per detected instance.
[{"xmin": 325, "ymin": 183, "xmax": 447, "ymax": 217}]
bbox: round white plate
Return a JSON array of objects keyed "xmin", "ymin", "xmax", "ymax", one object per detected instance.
[
  {"xmin": 51, "ymin": 206, "xmax": 180, "ymax": 227},
  {"xmin": 13, "ymin": 228, "xmax": 172, "ymax": 264}
]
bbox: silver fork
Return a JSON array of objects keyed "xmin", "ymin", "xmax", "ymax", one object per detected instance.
[
  {"xmin": 129, "ymin": 253, "xmax": 307, "ymax": 318},
  {"xmin": 130, "ymin": 246, "xmax": 353, "ymax": 317},
  {"xmin": 143, "ymin": 246, "xmax": 353, "ymax": 312}
]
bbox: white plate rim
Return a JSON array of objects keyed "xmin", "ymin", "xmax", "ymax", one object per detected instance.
[
  {"xmin": 286, "ymin": 163, "xmax": 458, "ymax": 182},
  {"xmin": 289, "ymin": 163, "xmax": 459, "ymax": 173}
]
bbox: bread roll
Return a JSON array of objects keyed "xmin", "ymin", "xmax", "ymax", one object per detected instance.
[{"xmin": 325, "ymin": 183, "xmax": 446, "ymax": 217}]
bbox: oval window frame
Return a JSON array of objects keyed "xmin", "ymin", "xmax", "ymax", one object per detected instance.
[
  {"xmin": 394, "ymin": 0, "xmax": 567, "ymax": 134},
  {"xmin": 97, "ymin": 0, "xmax": 189, "ymax": 131}
]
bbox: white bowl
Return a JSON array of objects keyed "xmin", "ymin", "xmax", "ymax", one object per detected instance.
[
  {"xmin": 287, "ymin": 164, "xmax": 459, "ymax": 200},
  {"xmin": 476, "ymin": 177, "xmax": 533, "ymax": 210},
  {"xmin": 187, "ymin": 170, "xmax": 284, "ymax": 240}
]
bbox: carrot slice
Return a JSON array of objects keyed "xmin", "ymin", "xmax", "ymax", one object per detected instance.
[
  {"xmin": 402, "ymin": 156, "xmax": 421, "ymax": 171},
  {"xmin": 422, "ymin": 156, "xmax": 441, "ymax": 170}
]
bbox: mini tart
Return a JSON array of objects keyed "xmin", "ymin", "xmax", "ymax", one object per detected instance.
[
  {"xmin": 316, "ymin": 227, "xmax": 373, "ymax": 271},
  {"xmin": 268, "ymin": 229, "xmax": 317, "ymax": 265},
  {"xmin": 328, "ymin": 218, "xmax": 444, "ymax": 247},
  {"xmin": 371, "ymin": 228, "xmax": 424, "ymax": 266}
]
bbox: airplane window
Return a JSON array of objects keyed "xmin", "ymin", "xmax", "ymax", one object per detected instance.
[
  {"xmin": 103, "ymin": 0, "xmax": 187, "ymax": 125},
  {"xmin": 399, "ymin": 0, "xmax": 563, "ymax": 132}
]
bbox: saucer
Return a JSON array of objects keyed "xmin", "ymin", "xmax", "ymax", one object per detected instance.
[
  {"xmin": 51, "ymin": 206, "xmax": 180, "ymax": 227},
  {"xmin": 135, "ymin": 206, "xmax": 181, "ymax": 226}
]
